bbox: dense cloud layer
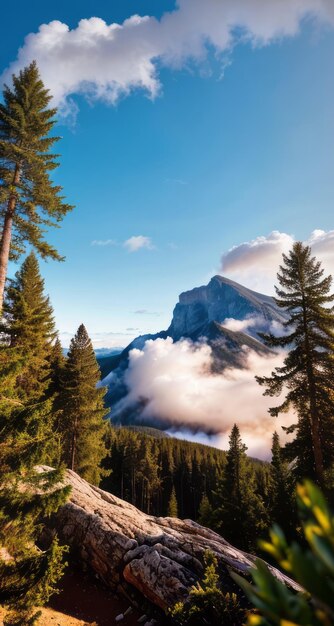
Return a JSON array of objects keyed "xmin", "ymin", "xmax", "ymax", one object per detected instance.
[
  {"xmin": 116, "ymin": 337, "xmax": 294, "ymax": 458},
  {"xmin": 221, "ymin": 229, "xmax": 334, "ymax": 294},
  {"xmin": 2, "ymin": 0, "xmax": 334, "ymax": 115}
]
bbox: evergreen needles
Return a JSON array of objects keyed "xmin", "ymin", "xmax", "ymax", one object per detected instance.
[
  {"xmin": 257, "ymin": 242, "xmax": 334, "ymax": 485},
  {"xmin": 57, "ymin": 324, "xmax": 109, "ymax": 485},
  {"xmin": 0, "ymin": 61, "xmax": 73, "ymax": 311}
]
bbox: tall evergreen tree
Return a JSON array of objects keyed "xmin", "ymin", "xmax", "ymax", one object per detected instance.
[
  {"xmin": 0, "ymin": 252, "xmax": 57, "ymax": 403},
  {"xmin": 256, "ymin": 242, "xmax": 334, "ymax": 485},
  {"xmin": 0, "ymin": 61, "xmax": 73, "ymax": 311},
  {"xmin": 269, "ymin": 432, "xmax": 294, "ymax": 536},
  {"xmin": 57, "ymin": 324, "xmax": 108, "ymax": 485},
  {"xmin": 214, "ymin": 425, "xmax": 267, "ymax": 551},
  {"xmin": 197, "ymin": 494, "xmax": 214, "ymax": 528},
  {"xmin": 0, "ymin": 260, "xmax": 69, "ymax": 623},
  {"xmin": 0, "ymin": 400, "xmax": 69, "ymax": 626},
  {"xmin": 48, "ymin": 337, "xmax": 66, "ymax": 398}
]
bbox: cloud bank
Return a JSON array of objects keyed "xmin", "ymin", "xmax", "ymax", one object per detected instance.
[
  {"xmin": 3, "ymin": 0, "xmax": 334, "ymax": 114},
  {"xmin": 116, "ymin": 337, "xmax": 294, "ymax": 458},
  {"xmin": 221, "ymin": 229, "xmax": 334, "ymax": 294}
]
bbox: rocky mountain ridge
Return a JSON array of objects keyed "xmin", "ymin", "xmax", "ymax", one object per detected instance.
[
  {"xmin": 168, "ymin": 275, "xmax": 285, "ymax": 340},
  {"xmin": 101, "ymin": 275, "xmax": 286, "ymax": 423}
]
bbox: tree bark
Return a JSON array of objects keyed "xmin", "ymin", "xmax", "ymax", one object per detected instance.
[
  {"xmin": 70, "ymin": 418, "xmax": 78, "ymax": 471},
  {"xmin": 301, "ymin": 291, "xmax": 324, "ymax": 485},
  {"xmin": 0, "ymin": 166, "xmax": 20, "ymax": 313}
]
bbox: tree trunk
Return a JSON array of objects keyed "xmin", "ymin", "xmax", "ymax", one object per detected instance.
[
  {"xmin": 0, "ymin": 166, "xmax": 20, "ymax": 312},
  {"xmin": 70, "ymin": 417, "xmax": 78, "ymax": 471},
  {"xmin": 301, "ymin": 292, "xmax": 324, "ymax": 484}
]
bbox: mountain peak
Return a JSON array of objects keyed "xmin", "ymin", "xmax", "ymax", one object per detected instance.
[{"xmin": 171, "ymin": 274, "xmax": 285, "ymax": 340}]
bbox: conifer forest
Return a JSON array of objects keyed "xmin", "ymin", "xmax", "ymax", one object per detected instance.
[{"xmin": 1, "ymin": 5, "xmax": 334, "ymax": 626}]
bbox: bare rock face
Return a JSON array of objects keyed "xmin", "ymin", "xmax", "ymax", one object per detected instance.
[
  {"xmin": 169, "ymin": 275, "xmax": 286, "ymax": 341},
  {"xmin": 53, "ymin": 470, "xmax": 299, "ymax": 614}
]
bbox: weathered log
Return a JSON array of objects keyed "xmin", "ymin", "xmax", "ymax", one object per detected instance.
[{"xmin": 51, "ymin": 469, "xmax": 300, "ymax": 613}]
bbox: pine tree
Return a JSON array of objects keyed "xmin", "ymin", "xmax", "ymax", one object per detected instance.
[
  {"xmin": 167, "ymin": 486, "xmax": 178, "ymax": 517},
  {"xmin": 197, "ymin": 494, "xmax": 214, "ymax": 528},
  {"xmin": 0, "ymin": 401, "xmax": 70, "ymax": 626},
  {"xmin": 256, "ymin": 242, "xmax": 334, "ymax": 485},
  {"xmin": 0, "ymin": 252, "xmax": 57, "ymax": 403},
  {"xmin": 214, "ymin": 425, "xmax": 267, "ymax": 551},
  {"xmin": 0, "ymin": 61, "xmax": 73, "ymax": 311},
  {"xmin": 0, "ymin": 255, "xmax": 69, "ymax": 624},
  {"xmin": 137, "ymin": 437, "xmax": 161, "ymax": 514},
  {"xmin": 57, "ymin": 324, "xmax": 108, "ymax": 485},
  {"xmin": 269, "ymin": 432, "xmax": 294, "ymax": 536},
  {"xmin": 48, "ymin": 337, "xmax": 66, "ymax": 398},
  {"xmin": 170, "ymin": 551, "xmax": 246, "ymax": 626}
]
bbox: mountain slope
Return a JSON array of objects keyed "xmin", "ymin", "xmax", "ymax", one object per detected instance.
[
  {"xmin": 169, "ymin": 275, "xmax": 285, "ymax": 340},
  {"xmin": 101, "ymin": 275, "xmax": 285, "ymax": 423}
]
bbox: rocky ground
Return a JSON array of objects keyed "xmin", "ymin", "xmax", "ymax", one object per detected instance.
[
  {"xmin": 51, "ymin": 468, "xmax": 300, "ymax": 617},
  {"xmin": 2, "ymin": 468, "xmax": 299, "ymax": 626}
]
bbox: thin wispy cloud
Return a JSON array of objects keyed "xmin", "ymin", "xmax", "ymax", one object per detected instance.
[
  {"xmin": 91, "ymin": 239, "xmax": 117, "ymax": 246},
  {"xmin": 91, "ymin": 235, "xmax": 155, "ymax": 251},
  {"xmin": 134, "ymin": 309, "xmax": 161, "ymax": 316},
  {"xmin": 123, "ymin": 235, "xmax": 155, "ymax": 252},
  {"xmin": 3, "ymin": 1, "xmax": 334, "ymax": 116}
]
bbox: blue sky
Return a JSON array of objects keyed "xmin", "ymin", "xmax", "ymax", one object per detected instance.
[{"xmin": 1, "ymin": 0, "xmax": 334, "ymax": 347}]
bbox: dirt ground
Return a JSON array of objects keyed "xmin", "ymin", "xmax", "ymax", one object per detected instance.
[
  {"xmin": 0, "ymin": 606, "xmax": 90, "ymax": 626},
  {"xmin": 1, "ymin": 568, "xmax": 141, "ymax": 626}
]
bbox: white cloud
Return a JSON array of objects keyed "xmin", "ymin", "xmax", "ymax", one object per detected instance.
[
  {"xmin": 134, "ymin": 309, "xmax": 161, "ymax": 316},
  {"xmin": 2, "ymin": 1, "xmax": 334, "ymax": 115},
  {"xmin": 115, "ymin": 337, "xmax": 294, "ymax": 458},
  {"xmin": 91, "ymin": 239, "xmax": 117, "ymax": 246},
  {"xmin": 123, "ymin": 235, "xmax": 155, "ymax": 252},
  {"xmin": 307, "ymin": 229, "xmax": 334, "ymax": 259},
  {"xmin": 222, "ymin": 316, "xmax": 260, "ymax": 333},
  {"xmin": 220, "ymin": 229, "xmax": 334, "ymax": 294}
]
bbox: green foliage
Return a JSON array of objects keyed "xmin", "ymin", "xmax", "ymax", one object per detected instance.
[
  {"xmin": 233, "ymin": 481, "xmax": 334, "ymax": 626},
  {"xmin": 0, "ymin": 252, "xmax": 57, "ymax": 403},
  {"xmin": 48, "ymin": 337, "xmax": 66, "ymax": 398},
  {"xmin": 269, "ymin": 432, "xmax": 295, "ymax": 538},
  {"xmin": 0, "ymin": 254, "xmax": 70, "ymax": 624},
  {"xmin": 0, "ymin": 61, "xmax": 73, "ymax": 261},
  {"xmin": 170, "ymin": 551, "xmax": 247, "ymax": 626},
  {"xmin": 213, "ymin": 425, "xmax": 268, "ymax": 551},
  {"xmin": 1, "ymin": 537, "xmax": 68, "ymax": 626},
  {"xmin": 167, "ymin": 486, "xmax": 178, "ymax": 517},
  {"xmin": 57, "ymin": 324, "xmax": 109, "ymax": 484},
  {"xmin": 0, "ymin": 401, "xmax": 70, "ymax": 625},
  {"xmin": 102, "ymin": 426, "xmax": 227, "ymax": 519},
  {"xmin": 197, "ymin": 495, "xmax": 214, "ymax": 528},
  {"xmin": 257, "ymin": 242, "xmax": 334, "ymax": 484}
]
